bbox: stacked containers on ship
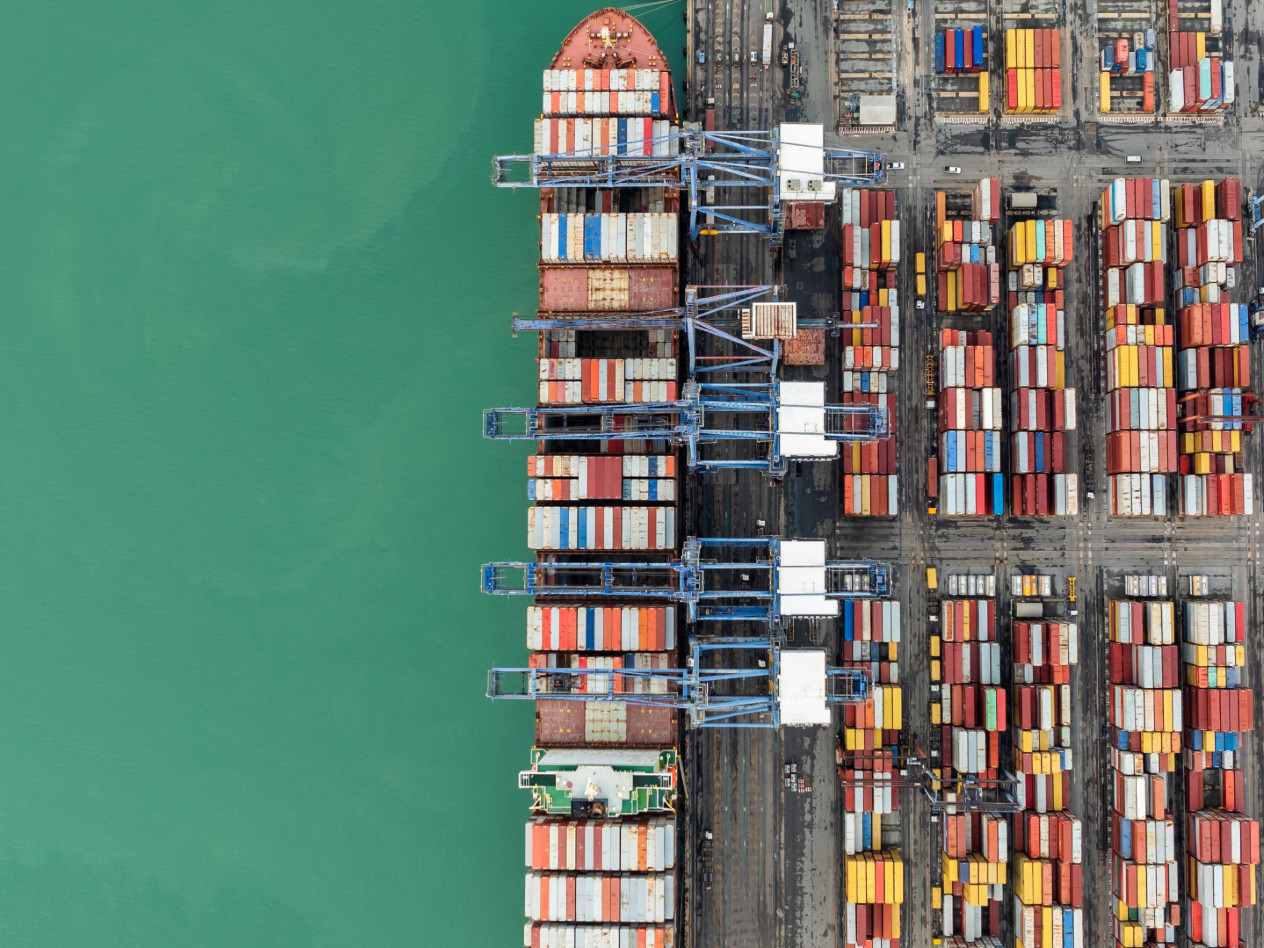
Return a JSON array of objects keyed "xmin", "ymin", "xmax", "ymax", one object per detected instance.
[
  {"xmin": 938, "ymin": 328, "xmax": 1004, "ymax": 515},
  {"xmin": 524, "ymin": 815, "xmax": 677, "ymax": 943},
  {"xmin": 839, "ymin": 188, "xmax": 901, "ymax": 516},
  {"xmin": 1008, "ymin": 576, "xmax": 1085, "ymax": 946},
  {"xmin": 1166, "ymin": 29, "xmax": 1234, "ymax": 113},
  {"xmin": 839, "ymin": 599, "xmax": 904, "ymax": 946},
  {"xmin": 1171, "ymin": 178, "xmax": 1254, "ymax": 516},
  {"xmin": 1106, "ymin": 596, "xmax": 1183, "ymax": 944},
  {"xmin": 1006, "ymin": 213, "xmax": 1079, "ymax": 516},
  {"xmin": 1100, "ymin": 178, "xmax": 1176, "ymax": 517},
  {"xmin": 1003, "ymin": 28, "xmax": 1064, "ymax": 114},
  {"xmin": 936, "ymin": 593, "xmax": 1008, "ymax": 940},
  {"xmin": 523, "ymin": 53, "xmax": 683, "ymax": 948},
  {"xmin": 1098, "ymin": 31, "xmax": 1158, "ymax": 114},
  {"xmin": 1180, "ymin": 599, "xmax": 1260, "ymax": 941},
  {"xmin": 935, "ymin": 181, "xmax": 1001, "ymax": 316}
]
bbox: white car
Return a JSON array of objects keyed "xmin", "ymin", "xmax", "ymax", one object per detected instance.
[
  {"xmin": 946, "ymin": 166, "xmax": 962, "ymax": 174},
  {"xmin": 887, "ymin": 161, "xmax": 905, "ymax": 170}
]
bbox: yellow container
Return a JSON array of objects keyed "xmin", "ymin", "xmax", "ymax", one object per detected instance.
[
  {"xmin": 1200, "ymin": 179, "xmax": 1216, "ymax": 218},
  {"xmin": 916, "ymin": 273, "xmax": 927, "ymax": 296},
  {"xmin": 1100, "ymin": 72, "xmax": 1111, "ymax": 112},
  {"xmin": 946, "ymin": 271, "xmax": 958, "ymax": 312},
  {"xmin": 915, "ymin": 251, "xmax": 926, "ymax": 275},
  {"xmin": 978, "ymin": 71, "xmax": 989, "ymax": 112},
  {"xmin": 1196, "ymin": 32, "xmax": 1206, "ymax": 62},
  {"xmin": 1024, "ymin": 29, "xmax": 1035, "ymax": 70},
  {"xmin": 1006, "ymin": 29, "xmax": 1017, "ymax": 69},
  {"xmin": 881, "ymin": 220, "xmax": 892, "ymax": 262}
]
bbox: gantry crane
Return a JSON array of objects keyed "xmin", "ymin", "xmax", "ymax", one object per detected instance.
[
  {"xmin": 488, "ymin": 638, "xmax": 869, "ymax": 729},
  {"xmin": 482, "ymin": 537, "xmax": 891, "ymax": 626},
  {"xmin": 1178, "ymin": 390, "xmax": 1261, "ymax": 434},
  {"xmin": 485, "ymin": 284, "xmax": 889, "ymax": 476},
  {"xmin": 838, "ymin": 744, "xmax": 1023, "ymax": 815},
  {"xmin": 492, "ymin": 123, "xmax": 884, "ymax": 247}
]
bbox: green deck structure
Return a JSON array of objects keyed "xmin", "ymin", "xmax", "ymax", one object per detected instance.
[{"xmin": 519, "ymin": 747, "xmax": 678, "ymax": 818}]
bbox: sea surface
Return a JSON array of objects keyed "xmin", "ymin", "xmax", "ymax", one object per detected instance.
[{"xmin": 4, "ymin": 2, "xmax": 680, "ymax": 944}]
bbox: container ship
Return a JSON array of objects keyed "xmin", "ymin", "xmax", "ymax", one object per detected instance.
[{"xmin": 517, "ymin": 10, "xmax": 682, "ymax": 948}]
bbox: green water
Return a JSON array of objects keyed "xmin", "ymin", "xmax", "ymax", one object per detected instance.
[{"xmin": 5, "ymin": 3, "xmax": 680, "ymax": 944}]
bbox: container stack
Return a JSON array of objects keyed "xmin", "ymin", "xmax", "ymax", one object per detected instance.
[
  {"xmin": 1005, "ymin": 217, "xmax": 1078, "ymax": 516},
  {"xmin": 1171, "ymin": 178, "xmax": 1254, "ymax": 516},
  {"xmin": 524, "ymin": 817, "xmax": 675, "ymax": 945},
  {"xmin": 1099, "ymin": 178, "xmax": 1175, "ymax": 517},
  {"xmin": 940, "ymin": 812, "xmax": 1009, "ymax": 942},
  {"xmin": 938, "ymin": 329, "xmax": 1005, "ymax": 516},
  {"xmin": 1008, "ymin": 574, "xmax": 1084, "ymax": 947},
  {"xmin": 932, "ymin": 589, "xmax": 1006, "ymax": 941},
  {"xmin": 541, "ymin": 68, "xmax": 673, "ymax": 117},
  {"xmin": 935, "ymin": 28, "xmax": 988, "ymax": 74},
  {"xmin": 1181, "ymin": 598, "xmax": 1260, "ymax": 941},
  {"xmin": 1004, "ymin": 29, "xmax": 1063, "ymax": 114},
  {"xmin": 535, "ymin": 67, "xmax": 673, "ymax": 160},
  {"xmin": 541, "ymin": 212, "xmax": 678, "ymax": 264},
  {"xmin": 935, "ymin": 182, "xmax": 1001, "ymax": 314},
  {"xmin": 534, "ymin": 116, "xmax": 675, "ymax": 158},
  {"xmin": 1167, "ymin": 32, "xmax": 1234, "ymax": 113},
  {"xmin": 1099, "ymin": 31, "xmax": 1158, "ymax": 114},
  {"xmin": 839, "ymin": 601, "xmax": 905, "ymax": 947},
  {"xmin": 1106, "ymin": 594, "xmax": 1183, "ymax": 945},
  {"xmin": 527, "ymin": 604, "xmax": 678, "ymax": 748},
  {"xmin": 839, "ymin": 188, "xmax": 902, "ymax": 517},
  {"xmin": 844, "ymin": 851, "xmax": 905, "ymax": 946},
  {"xmin": 937, "ymin": 597, "xmax": 1001, "ymax": 776}
]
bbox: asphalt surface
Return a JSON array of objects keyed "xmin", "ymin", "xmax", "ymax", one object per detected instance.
[{"xmin": 681, "ymin": 1, "xmax": 1264, "ymax": 947}]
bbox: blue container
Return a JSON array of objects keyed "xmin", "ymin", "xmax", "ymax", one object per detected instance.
[
  {"xmin": 584, "ymin": 214, "xmax": 602, "ymax": 259},
  {"xmin": 972, "ymin": 27, "xmax": 985, "ymax": 69},
  {"xmin": 935, "ymin": 32, "xmax": 946, "ymax": 73},
  {"xmin": 954, "ymin": 29, "xmax": 965, "ymax": 71},
  {"xmin": 990, "ymin": 474, "xmax": 1005, "ymax": 515},
  {"xmin": 650, "ymin": 92, "xmax": 661, "ymax": 115},
  {"xmin": 556, "ymin": 214, "xmax": 569, "ymax": 258},
  {"xmin": 1136, "ymin": 48, "xmax": 1148, "ymax": 71},
  {"xmin": 617, "ymin": 118, "xmax": 628, "ymax": 155}
]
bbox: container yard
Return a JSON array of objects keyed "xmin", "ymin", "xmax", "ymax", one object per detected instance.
[{"xmin": 477, "ymin": 4, "xmax": 1264, "ymax": 948}]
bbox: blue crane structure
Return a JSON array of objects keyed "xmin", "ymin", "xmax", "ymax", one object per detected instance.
[
  {"xmin": 481, "ymin": 536, "xmax": 890, "ymax": 625},
  {"xmin": 487, "ymin": 638, "xmax": 868, "ymax": 729},
  {"xmin": 484, "ymin": 284, "xmax": 889, "ymax": 475},
  {"xmin": 491, "ymin": 125, "xmax": 884, "ymax": 246}
]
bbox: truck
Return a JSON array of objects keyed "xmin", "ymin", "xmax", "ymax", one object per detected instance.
[
  {"xmin": 762, "ymin": 19, "xmax": 773, "ymax": 67},
  {"xmin": 915, "ymin": 251, "xmax": 927, "ymax": 297}
]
